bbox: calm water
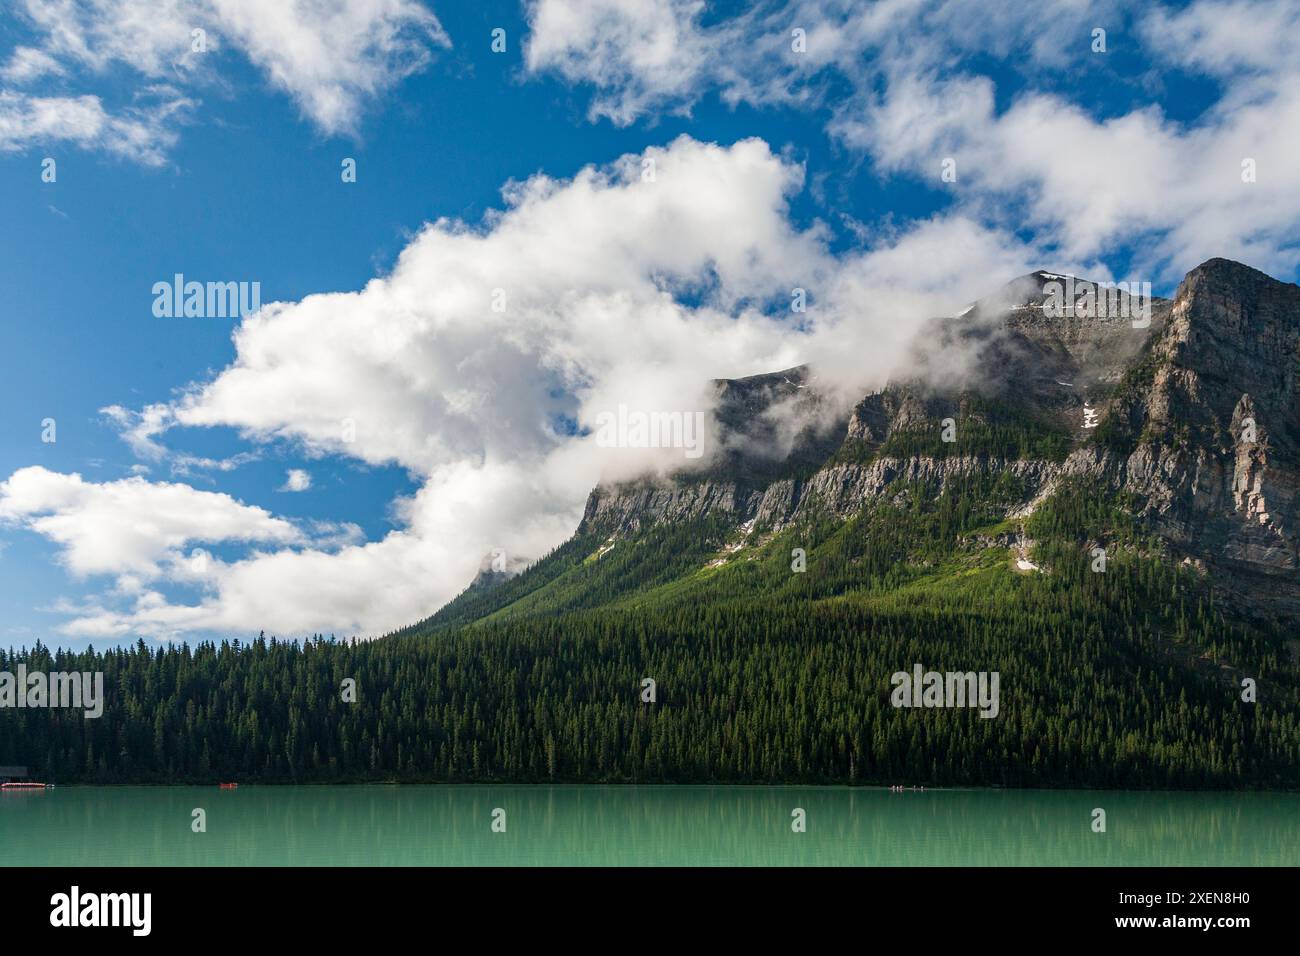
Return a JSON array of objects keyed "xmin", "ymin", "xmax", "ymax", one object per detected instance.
[{"xmin": 1, "ymin": 786, "xmax": 1296, "ymax": 866}]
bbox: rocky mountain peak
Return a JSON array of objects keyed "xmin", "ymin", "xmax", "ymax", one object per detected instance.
[
  {"xmin": 1157, "ymin": 256, "xmax": 1299, "ymax": 446},
  {"xmin": 573, "ymin": 257, "xmax": 1299, "ymax": 623}
]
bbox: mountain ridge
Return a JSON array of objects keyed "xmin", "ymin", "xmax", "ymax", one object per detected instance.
[{"xmin": 428, "ymin": 257, "xmax": 1294, "ymax": 630}]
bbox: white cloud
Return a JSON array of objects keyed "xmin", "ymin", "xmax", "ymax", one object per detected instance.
[
  {"xmin": 208, "ymin": 0, "xmax": 450, "ymax": 135},
  {"xmin": 101, "ymin": 404, "xmax": 180, "ymax": 460},
  {"xmin": 12, "ymin": 136, "xmax": 1044, "ymax": 639},
  {"xmin": 1140, "ymin": 0, "xmax": 1300, "ymax": 78},
  {"xmin": 171, "ymin": 135, "xmax": 828, "ymax": 473},
  {"xmin": 525, "ymin": 0, "xmax": 713, "ymax": 125},
  {"xmin": 0, "ymin": 46, "xmax": 66, "ymax": 83},
  {"xmin": 100, "ymin": 404, "xmax": 261, "ymax": 476},
  {"xmin": 0, "ymin": 0, "xmax": 449, "ymax": 161},
  {"xmin": 523, "ymin": 0, "xmax": 1120, "ymax": 124},
  {"xmin": 838, "ymin": 69, "xmax": 1300, "ymax": 277},
  {"xmin": 0, "ymin": 466, "xmax": 301, "ymax": 578},
  {"xmin": 525, "ymin": 0, "xmax": 1300, "ymax": 278},
  {"xmin": 280, "ymin": 469, "xmax": 312, "ymax": 492},
  {"xmin": 0, "ymin": 90, "xmax": 190, "ymax": 164},
  {"xmin": 7, "ymin": 0, "xmax": 210, "ymax": 77}
]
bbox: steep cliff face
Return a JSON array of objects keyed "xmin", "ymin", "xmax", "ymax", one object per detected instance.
[
  {"xmin": 578, "ymin": 259, "xmax": 1299, "ymax": 621},
  {"xmin": 1097, "ymin": 259, "xmax": 1300, "ymax": 614}
]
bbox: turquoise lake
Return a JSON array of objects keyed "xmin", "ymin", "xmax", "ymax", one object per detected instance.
[{"xmin": 2, "ymin": 785, "xmax": 1296, "ymax": 866}]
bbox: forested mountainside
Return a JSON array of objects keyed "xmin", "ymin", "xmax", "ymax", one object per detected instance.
[{"xmin": 4, "ymin": 258, "xmax": 1297, "ymax": 787}]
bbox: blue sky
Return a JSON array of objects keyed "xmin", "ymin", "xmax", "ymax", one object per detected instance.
[{"xmin": 1, "ymin": 0, "xmax": 1297, "ymax": 648}]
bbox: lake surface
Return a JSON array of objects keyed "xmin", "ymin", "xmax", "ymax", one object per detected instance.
[{"xmin": 2, "ymin": 786, "xmax": 1296, "ymax": 866}]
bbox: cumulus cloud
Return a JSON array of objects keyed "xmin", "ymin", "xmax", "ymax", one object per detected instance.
[
  {"xmin": 279, "ymin": 469, "xmax": 312, "ymax": 492},
  {"xmin": 170, "ymin": 136, "xmax": 827, "ymax": 472},
  {"xmin": 525, "ymin": 0, "xmax": 714, "ymax": 124},
  {"xmin": 1, "ymin": 46, "xmax": 65, "ymax": 83},
  {"xmin": 0, "ymin": 89, "xmax": 191, "ymax": 164},
  {"xmin": 1140, "ymin": 0, "xmax": 1300, "ymax": 78},
  {"xmin": 835, "ymin": 46, "xmax": 1300, "ymax": 277},
  {"xmin": 202, "ymin": 0, "xmax": 450, "ymax": 135},
  {"xmin": 0, "ymin": 0, "xmax": 449, "ymax": 161},
  {"xmin": 524, "ymin": 0, "xmax": 1120, "ymax": 123},
  {"xmin": 526, "ymin": 0, "xmax": 1300, "ymax": 279},
  {"xmin": 99, "ymin": 404, "xmax": 261, "ymax": 476},
  {"xmin": 0, "ymin": 466, "xmax": 301, "ymax": 578},
  {"xmin": 5, "ymin": 136, "xmax": 1047, "ymax": 639}
]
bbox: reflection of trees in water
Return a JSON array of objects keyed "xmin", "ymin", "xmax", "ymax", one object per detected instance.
[{"xmin": 8, "ymin": 787, "xmax": 1298, "ymax": 866}]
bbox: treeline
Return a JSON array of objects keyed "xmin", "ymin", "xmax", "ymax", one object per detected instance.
[
  {"xmin": 873, "ymin": 395, "xmax": 1074, "ymax": 463},
  {"xmin": 0, "ymin": 593, "xmax": 1294, "ymax": 788}
]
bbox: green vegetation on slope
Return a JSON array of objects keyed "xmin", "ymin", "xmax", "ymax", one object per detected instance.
[{"xmin": 836, "ymin": 394, "xmax": 1075, "ymax": 465}]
